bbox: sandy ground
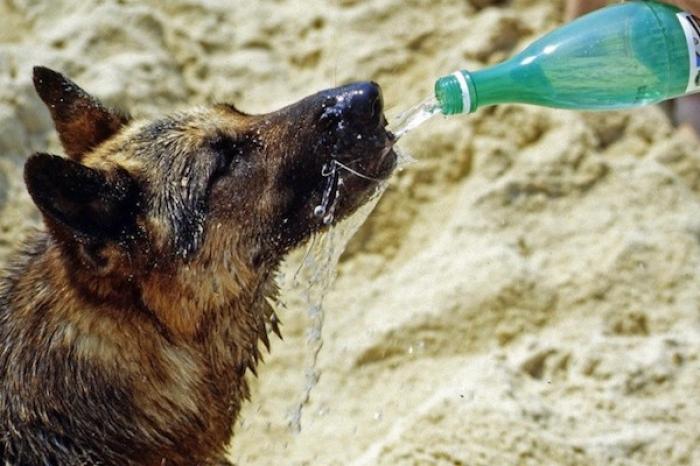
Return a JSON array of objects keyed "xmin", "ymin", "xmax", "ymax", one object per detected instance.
[{"xmin": 1, "ymin": 0, "xmax": 700, "ymax": 465}]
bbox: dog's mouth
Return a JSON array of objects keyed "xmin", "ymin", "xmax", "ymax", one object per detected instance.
[
  {"xmin": 256, "ymin": 81, "xmax": 397, "ymax": 252},
  {"xmin": 310, "ymin": 82, "xmax": 397, "ymax": 223}
]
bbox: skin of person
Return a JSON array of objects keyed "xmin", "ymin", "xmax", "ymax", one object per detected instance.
[{"xmin": 566, "ymin": 0, "xmax": 700, "ymax": 21}]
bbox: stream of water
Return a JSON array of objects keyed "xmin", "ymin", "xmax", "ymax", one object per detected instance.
[
  {"xmin": 389, "ymin": 96, "xmax": 441, "ymax": 141},
  {"xmin": 285, "ymin": 96, "xmax": 441, "ymax": 433},
  {"xmin": 287, "ymin": 193, "xmax": 385, "ymax": 433}
]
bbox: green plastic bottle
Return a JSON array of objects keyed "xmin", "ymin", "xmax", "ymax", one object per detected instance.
[{"xmin": 435, "ymin": 1, "xmax": 700, "ymax": 115}]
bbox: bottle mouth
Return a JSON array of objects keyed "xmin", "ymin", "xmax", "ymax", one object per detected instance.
[{"xmin": 435, "ymin": 71, "xmax": 473, "ymax": 115}]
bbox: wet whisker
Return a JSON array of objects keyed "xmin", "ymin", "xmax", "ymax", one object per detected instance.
[{"xmin": 332, "ymin": 159, "xmax": 382, "ymax": 182}]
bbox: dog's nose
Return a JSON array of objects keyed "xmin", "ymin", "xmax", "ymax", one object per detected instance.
[{"xmin": 336, "ymin": 81, "xmax": 383, "ymax": 127}]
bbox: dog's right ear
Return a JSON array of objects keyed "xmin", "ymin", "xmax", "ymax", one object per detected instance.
[{"xmin": 32, "ymin": 66, "xmax": 129, "ymax": 161}]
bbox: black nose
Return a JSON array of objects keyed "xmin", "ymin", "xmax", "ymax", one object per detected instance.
[{"xmin": 334, "ymin": 81, "xmax": 383, "ymax": 127}]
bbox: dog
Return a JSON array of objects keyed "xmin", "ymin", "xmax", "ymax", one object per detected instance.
[{"xmin": 0, "ymin": 66, "xmax": 396, "ymax": 465}]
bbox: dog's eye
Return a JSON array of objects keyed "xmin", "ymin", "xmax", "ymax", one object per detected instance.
[{"xmin": 210, "ymin": 134, "xmax": 242, "ymax": 174}]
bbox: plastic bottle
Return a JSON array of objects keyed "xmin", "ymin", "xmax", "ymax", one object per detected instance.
[{"xmin": 435, "ymin": 1, "xmax": 700, "ymax": 115}]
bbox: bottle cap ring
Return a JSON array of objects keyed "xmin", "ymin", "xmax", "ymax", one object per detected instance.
[{"xmin": 452, "ymin": 71, "xmax": 471, "ymax": 113}]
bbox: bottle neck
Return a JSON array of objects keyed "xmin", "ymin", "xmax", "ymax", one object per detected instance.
[
  {"xmin": 469, "ymin": 60, "xmax": 530, "ymax": 110},
  {"xmin": 435, "ymin": 70, "xmax": 476, "ymax": 115},
  {"xmin": 435, "ymin": 60, "xmax": 526, "ymax": 115}
]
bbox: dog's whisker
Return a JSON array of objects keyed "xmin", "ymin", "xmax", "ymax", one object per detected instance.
[
  {"xmin": 379, "ymin": 143, "xmax": 395, "ymax": 164},
  {"xmin": 332, "ymin": 159, "xmax": 382, "ymax": 182}
]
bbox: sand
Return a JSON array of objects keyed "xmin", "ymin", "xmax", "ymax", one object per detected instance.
[{"xmin": 1, "ymin": 0, "xmax": 699, "ymax": 465}]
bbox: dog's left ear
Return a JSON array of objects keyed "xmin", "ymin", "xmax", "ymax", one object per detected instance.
[
  {"xmin": 24, "ymin": 153, "xmax": 139, "ymax": 242},
  {"xmin": 33, "ymin": 66, "xmax": 129, "ymax": 161}
]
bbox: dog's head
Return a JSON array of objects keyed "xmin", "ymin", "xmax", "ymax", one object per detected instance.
[{"xmin": 25, "ymin": 67, "xmax": 396, "ymax": 283}]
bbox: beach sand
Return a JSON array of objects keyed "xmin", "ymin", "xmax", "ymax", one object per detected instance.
[{"xmin": 1, "ymin": 1, "xmax": 699, "ymax": 465}]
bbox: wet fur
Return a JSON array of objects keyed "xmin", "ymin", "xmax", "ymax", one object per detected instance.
[{"xmin": 0, "ymin": 68, "xmax": 394, "ymax": 465}]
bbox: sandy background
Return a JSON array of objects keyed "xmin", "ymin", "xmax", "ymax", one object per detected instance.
[{"xmin": 1, "ymin": 0, "xmax": 700, "ymax": 465}]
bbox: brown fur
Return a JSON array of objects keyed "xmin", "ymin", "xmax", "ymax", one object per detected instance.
[{"xmin": 0, "ymin": 67, "xmax": 395, "ymax": 465}]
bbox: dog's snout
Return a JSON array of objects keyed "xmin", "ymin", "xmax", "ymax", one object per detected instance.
[
  {"xmin": 325, "ymin": 81, "xmax": 383, "ymax": 127},
  {"xmin": 345, "ymin": 82, "xmax": 382, "ymax": 125},
  {"xmin": 345, "ymin": 82, "xmax": 382, "ymax": 127}
]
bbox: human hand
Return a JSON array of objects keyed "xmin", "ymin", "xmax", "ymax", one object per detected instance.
[
  {"xmin": 667, "ymin": 0, "xmax": 700, "ymax": 15},
  {"xmin": 567, "ymin": 1, "xmax": 700, "ymax": 21}
]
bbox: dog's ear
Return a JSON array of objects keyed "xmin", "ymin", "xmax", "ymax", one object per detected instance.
[
  {"xmin": 33, "ymin": 66, "xmax": 129, "ymax": 161},
  {"xmin": 24, "ymin": 153, "xmax": 139, "ymax": 242}
]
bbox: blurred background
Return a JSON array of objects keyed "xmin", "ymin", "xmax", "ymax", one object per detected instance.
[{"xmin": 1, "ymin": 0, "xmax": 700, "ymax": 464}]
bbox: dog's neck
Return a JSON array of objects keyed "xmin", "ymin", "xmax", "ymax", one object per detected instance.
[
  {"xmin": 1, "ymin": 231, "xmax": 280, "ymax": 462},
  {"xmin": 7, "ymin": 231, "xmax": 279, "ymax": 359}
]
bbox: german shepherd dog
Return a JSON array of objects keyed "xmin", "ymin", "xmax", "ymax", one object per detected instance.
[{"xmin": 0, "ymin": 67, "xmax": 396, "ymax": 465}]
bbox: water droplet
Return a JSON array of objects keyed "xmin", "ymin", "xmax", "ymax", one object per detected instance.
[{"xmin": 316, "ymin": 405, "xmax": 329, "ymax": 417}]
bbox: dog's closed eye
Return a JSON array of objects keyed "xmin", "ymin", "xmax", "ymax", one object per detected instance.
[{"xmin": 209, "ymin": 133, "xmax": 245, "ymax": 176}]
